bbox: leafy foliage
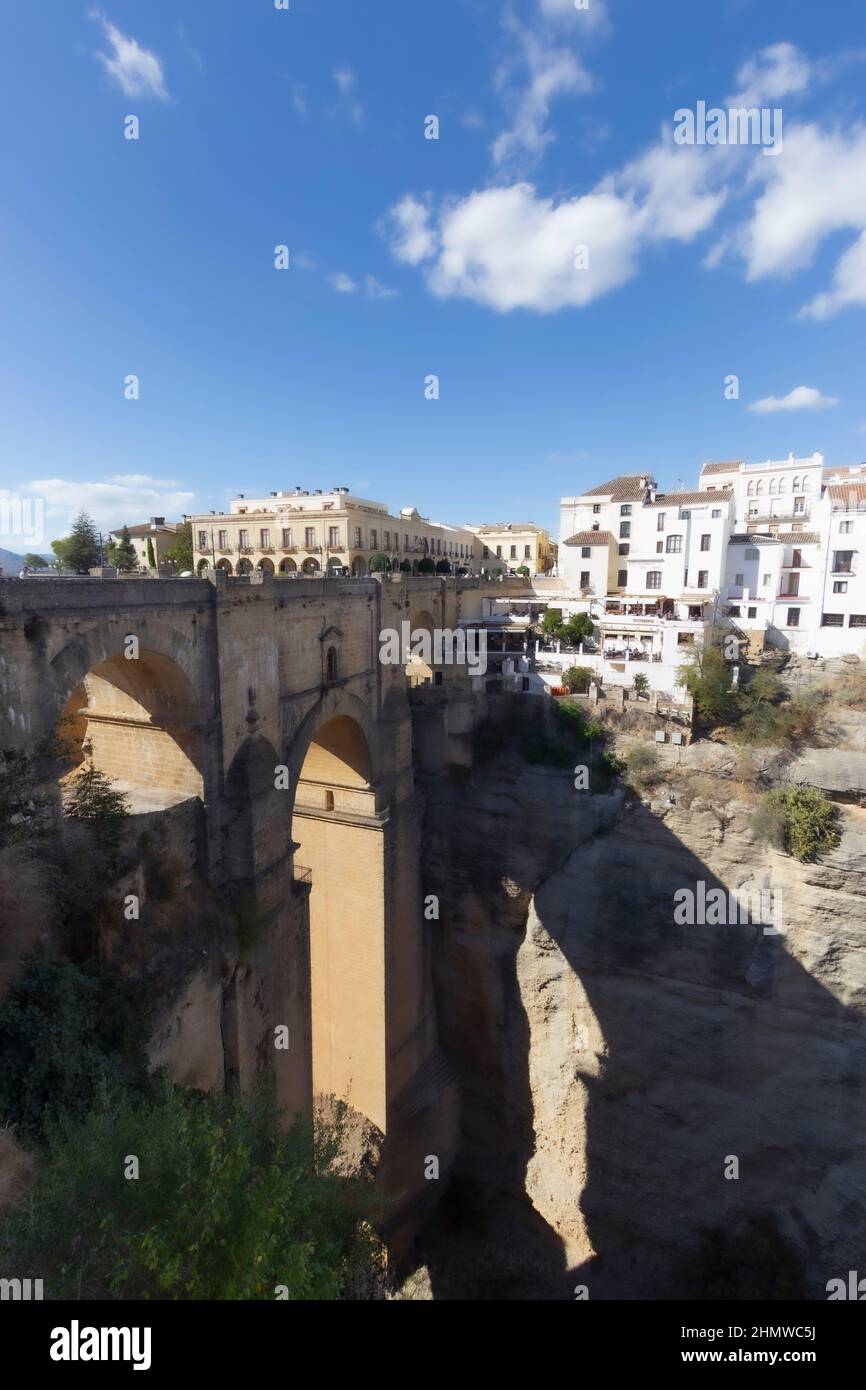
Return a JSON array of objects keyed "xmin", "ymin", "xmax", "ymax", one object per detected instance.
[
  {"xmin": 64, "ymin": 751, "xmax": 130, "ymax": 848},
  {"xmin": 164, "ymin": 521, "xmax": 193, "ymax": 572},
  {"xmin": 418, "ymin": 556, "xmax": 435, "ymax": 574},
  {"xmin": 0, "ymin": 954, "xmax": 151, "ymax": 1141},
  {"xmin": 632, "ymin": 672, "xmax": 649, "ymax": 697},
  {"xmin": 1, "ymin": 1081, "xmax": 382, "ymax": 1300},
  {"xmin": 368, "ymin": 553, "xmax": 390, "ymax": 573},
  {"xmin": 146, "ymin": 536, "xmax": 157, "ymax": 568},
  {"xmin": 562, "ymin": 665, "xmax": 594, "ymax": 694},
  {"xmin": 751, "ymin": 786, "xmax": 840, "ymax": 862},
  {"xmin": 624, "ymin": 742, "xmax": 661, "ymax": 788},
  {"xmin": 50, "ymin": 511, "xmax": 100, "ymax": 572},
  {"xmin": 676, "ymin": 640, "xmax": 738, "ymax": 725}
]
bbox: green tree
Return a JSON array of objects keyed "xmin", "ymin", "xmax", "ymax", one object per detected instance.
[
  {"xmin": 435, "ymin": 558, "xmax": 451, "ymax": 574},
  {"xmin": 515, "ymin": 564, "xmax": 530, "ymax": 576},
  {"xmin": 55, "ymin": 511, "xmax": 100, "ymax": 572},
  {"xmin": 146, "ymin": 535, "xmax": 157, "ymax": 569},
  {"xmin": 418, "ymin": 556, "xmax": 436, "ymax": 574},
  {"xmin": 540, "ymin": 609, "xmax": 564, "ymax": 639},
  {"xmin": 64, "ymin": 746, "xmax": 130, "ymax": 848},
  {"xmin": 751, "ymin": 786, "xmax": 840, "ymax": 862},
  {"xmin": 399, "ymin": 559, "xmax": 412, "ymax": 573},
  {"xmin": 632, "ymin": 671, "xmax": 650, "ymax": 698},
  {"xmin": 164, "ymin": 521, "xmax": 193, "ymax": 572},
  {"xmin": 1, "ymin": 1081, "xmax": 381, "ymax": 1300},
  {"xmin": 676, "ymin": 640, "xmax": 738, "ymax": 726},
  {"xmin": 0, "ymin": 954, "xmax": 150, "ymax": 1141},
  {"xmin": 112, "ymin": 525, "xmax": 138, "ymax": 573},
  {"xmin": 22, "ymin": 552, "xmax": 47, "ymax": 569},
  {"xmin": 368, "ymin": 553, "xmax": 390, "ymax": 573},
  {"xmin": 562, "ymin": 665, "xmax": 594, "ymax": 694},
  {"xmin": 561, "ymin": 612, "xmax": 594, "ymax": 646}
]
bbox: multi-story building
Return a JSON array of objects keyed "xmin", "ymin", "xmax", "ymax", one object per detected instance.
[
  {"xmin": 466, "ymin": 522, "xmax": 554, "ymax": 575},
  {"xmin": 109, "ymin": 516, "xmax": 181, "ymax": 571},
  {"xmin": 191, "ymin": 488, "xmax": 479, "ymax": 578},
  {"xmin": 815, "ymin": 466, "xmax": 866, "ymax": 655}
]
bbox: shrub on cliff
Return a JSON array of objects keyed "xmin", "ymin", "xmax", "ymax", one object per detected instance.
[
  {"xmin": 1, "ymin": 1081, "xmax": 381, "ymax": 1300},
  {"xmin": 676, "ymin": 641, "xmax": 738, "ymax": 727},
  {"xmin": 751, "ymin": 786, "xmax": 840, "ymax": 862},
  {"xmin": 0, "ymin": 954, "xmax": 150, "ymax": 1141},
  {"xmin": 562, "ymin": 665, "xmax": 594, "ymax": 694},
  {"xmin": 624, "ymin": 742, "xmax": 661, "ymax": 789}
]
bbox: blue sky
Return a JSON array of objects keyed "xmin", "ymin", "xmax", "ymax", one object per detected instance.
[{"xmin": 2, "ymin": 0, "xmax": 866, "ymax": 544}]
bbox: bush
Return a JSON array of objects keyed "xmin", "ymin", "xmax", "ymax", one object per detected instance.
[
  {"xmin": 0, "ymin": 1080, "xmax": 381, "ymax": 1300},
  {"xmin": 562, "ymin": 665, "xmax": 594, "ymax": 694},
  {"xmin": 624, "ymin": 743, "xmax": 661, "ymax": 788},
  {"xmin": 418, "ymin": 557, "xmax": 436, "ymax": 575},
  {"xmin": 632, "ymin": 672, "xmax": 649, "ymax": 698},
  {"xmin": 0, "ymin": 954, "xmax": 151, "ymax": 1141},
  {"xmin": 64, "ymin": 752, "xmax": 129, "ymax": 848},
  {"xmin": 751, "ymin": 786, "xmax": 840, "ymax": 862},
  {"xmin": 677, "ymin": 642, "xmax": 738, "ymax": 726},
  {"xmin": 368, "ymin": 553, "xmax": 390, "ymax": 573},
  {"xmin": 561, "ymin": 613, "xmax": 594, "ymax": 646}
]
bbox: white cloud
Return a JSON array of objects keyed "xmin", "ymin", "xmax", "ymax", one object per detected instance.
[
  {"xmin": 18, "ymin": 474, "xmax": 195, "ymax": 540},
  {"xmin": 748, "ymin": 385, "xmax": 839, "ymax": 414},
  {"xmin": 800, "ymin": 229, "xmax": 866, "ymax": 319},
  {"xmin": 333, "ymin": 66, "xmax": 363, "ymax": 124},
  {"xmin": 491, "ymin": 25, "xmax": 592, "ymax": 170},
  {"xmin": 329, "ymin": 272, "xmax": 357, "ymax": 294},
  {"xmin": 91, "ymin": 12, "xmax": 169, "ymax": 100},
  {"xmin": 388, "ymin": 195, "xmax": 437, "ymax": 266},
  {"xmin": 728, "ymin": 41, "xmax": 811, "ymax": 107},
  {"xmin": 334, "ymin": 66, "xmax": 356, "ymax": 97},
  {"xmin": 617, "ymin": 136, "xmax": 729, "ymax": 242},
  {"xmin": 538, "ymin": 0, "xmax": 610, "ymax": 35},
  {"xmin": 364, "ymin": 276, "xmax": 397, "ymax": 300}
]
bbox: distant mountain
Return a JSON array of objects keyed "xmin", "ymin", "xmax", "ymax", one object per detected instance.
[{"xmin": 0, "ymin": 547, "xmax": 52, "ymax": 575}]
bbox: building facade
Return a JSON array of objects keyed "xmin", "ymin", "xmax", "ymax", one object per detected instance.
[
  {"xmin": 466, "ymin": 522, "xmax": 554, "ymax": 575},
  {"xmin": 191, "ymin": 488, "xmax": 479, "ymax": 578},
  {"xmin": 109, "ymin": 517, "xmax": 181, "ymax": 571}
]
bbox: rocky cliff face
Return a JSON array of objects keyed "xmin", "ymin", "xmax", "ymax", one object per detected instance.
[{"xmin": 413, "ymin": 741, "xmax": 866, "ymax": 1300}]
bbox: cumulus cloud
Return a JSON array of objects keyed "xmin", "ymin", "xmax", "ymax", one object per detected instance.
[
  {"xmin": 728, "ymin": 41, "xmax": 812, "ymax": 107},
  {"xmin": 748, "ymin": 386, "xmax": 839, "ymax": 414},
  {"xmin": 90, "ymin": 11, "xmax": 169, "ymax": 100},
  {"xmin": 388, "ymin": 195, "xmax": 437, "ymax": 266},
  {"xmin": 16, "ymin": 474, "xmax": 195, "ymax": 540},
  {"xmin": 364, "ymin": 276, "xmax": 397, "ymax": 299},
  {"xmin": 800, "ymin": 230, "xmax": 866, "ymax": 319},
  {"xmin": 329, "ymin": 272, "xmax": 357, "ymax": 294}
]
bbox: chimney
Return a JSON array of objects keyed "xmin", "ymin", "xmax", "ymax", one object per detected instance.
[{"xmin": 150, "ymin": 516, "xmax": 165, "ymax": 527}]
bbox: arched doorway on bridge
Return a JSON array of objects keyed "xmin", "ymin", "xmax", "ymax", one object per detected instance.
[
  {"xmin": 291, "ymin": 712, "xmax": 386, "ymax": 1129},
  {"xmin": 57, "ymin": 650, "xmax": 204, "ymax": 815},
  {"xmin": 406, "ymin": 608, "xmax": 436, "ymax": 687}
]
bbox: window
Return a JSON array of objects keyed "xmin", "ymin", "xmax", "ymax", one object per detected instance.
[
  {"xmin": 833, "ymin": 581, "xmax": 848, "ymax": 594},
  {"xmin": 728, "ymin": 605, "xmax": 741, "ymax": 617},
  {"xmin": 281, "ymin": 527, "xmax": 292, "ymax": 548},
  {"xmin": 260, "ymin": 528, "xmax": 270, "ymax": 548},
  {"xmin": 384, "ymin": 531, "xmax": 390, "ymax": 549},
  {"xmin": 657, "ymin": 513, "xmax": 665, "ymax": 530},
  {"xmin": 326, "ymin": 647, "xmax": 338, "ymax": 682},
  {"xmin": 404, "ymin": 534, "xmax": 409, "ymax": 550},
  {"xmin": 198, "ymin": 530, "xmax": 207, "ymax": 549},
  {"xmin": 783, "ymin": 574, "xmax": 799, "ymax": 596},
  {"xmin": 581, "ymin": 547, "xmax": 591, "ymax": 558},
  {"xmin": 354, "ymin": 526, "xmax": 362, "ymax": 547},
  {"xmin": 617, "ymin": 570, "xmax": 627, "ymax": 586},
  {"xmin": 787, "ymin": 608, "xmax": 800, "ymax": 627},
  {"xmin": 510, "ymin": 545, "xmax": 517, "ymax": 559},
  {"xmin": 238, "ymin": 528, "xmax": 249, "ymax": 549},
  {"xmin": 370, "ymin": 529, "xmax": 377, "ymax": 548},
  {"xmin": 833, "ymin": 551, "xmax": 854, "ymax": 573},
  {"xmin": 618, "ymin": 543, "xmax": 630, "ymax": 556},
  {"xmin": 840, "ymin": 520, "xmax": 854, "ymax": 534},
  {"xmin": 850, "ymin": 615, "xmax": 866, "ymax": 627},
  {"xmin": 793, "ymin": 498, "xmax": 805, "ymax": 515},
  {"xmin": 822, "ymin": 613, "xmax": 844, "ymax": 627},
  {"xmin": 666, "ymin": 535, "xmax": 682, "ymax": 553},
  {"xmin": 592, "ymin": 504, "xmax": 601, "ymax": 514},
  {"xmin": 483, "ymin": 546, "xmax": 490, "ymax": 559},
  {"xmin": 592, "ymin": 522, "xmax": 599, "ymax": 531},
  {"xmin": 697, "ymin": 571, "xmax": 708, "ymax": 589},
  {"xmin": 792, "ymin": 476, "xmax": 800, "ymax": 490},
  {"xmin": 580, "ymin": 571, "xmax": 590, "ymax": 588},
  {"xmin": 620, "ymin": 504, "xmax": 632, "ymax": 516},
  {"xmin": 734, "ymin": 573, "xmax": 743, "ymax": 586},
  {"xmin": 763, "ymin": 573, "xmax": 770, "ymax": 586},
  {"xmin": 744, "ymin": 548, "xmax": 759, "ymax": 561},
  {"xmin": 646, "ymin": 571, "xmax": 662, "ymax": 589},
  {"xmin": 711, "ymin": 509, "xmax": 721, "ymax": 519},
  {"xmin": 328, "ymin": 526, "xmax": 340, "ymax": 547},
  {"xmin": 218, "ymin": 529, "xmax": 229, "ymax": 549},
  {"xmin": 680, "ymin": 510, "xmax": 691, "ymax": 520},
  {"xmin": 305, "ymin": 527, "xmax": 315, "ymax": 548},
  {"xmin": 700, "ymin": 534, "xmax": 711, "ymax": 551},
  {"xmin": 620, "ymin": 521, "xmax": 631, "ymax": 538},
  {"xmin": 496, "ymin": 545, "xmax": 502, "ymax": 558},
  {"xmin": 656, "ymin": 541, "xmax": 663, "ymax": 554},
  {"xmin": 748, "ymin": 607, "xmax": 757, "ymax": 619},
  {"xmin": 769, "ymin": 478, "xmax": 777, "ymax": 494},
  {"xmin": 524, "ymin": 545, "xmax": 531, "ymax": 558}
]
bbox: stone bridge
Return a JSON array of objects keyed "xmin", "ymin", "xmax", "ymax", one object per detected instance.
[{"xmin": 0, "ymin": 571, "xmax": 526, "ymax": 1223}]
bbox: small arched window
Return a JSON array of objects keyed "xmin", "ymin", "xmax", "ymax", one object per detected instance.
[
  {"xmin": 792, "ymin": 476, "xmax": 800, "ymax": 490},
  {"xmin": 326, "ymin": 647, "xmax": 338, "ymax": 683},
  {"xmin": 802, "ymin": 476, "xmax": 810, "ymax": 490},
  {"xmin": 747, "ymin": 481, "xmax": 755, "ymax": 496},
  {"xmin": 756, "ymin": 480, "xmax": 764, "ymax": 495},
  {"xmin": 769, "ymin": 478, "xmax": 777, "ymax": 494}
]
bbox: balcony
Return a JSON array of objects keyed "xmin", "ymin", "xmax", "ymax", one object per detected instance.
[
  {"xmin": 237, "ymin": 546, "xmax": 253, "ymax": 555},
  {"xmin": 281, "ymin": 544, "xmax": 298, "ymax": 552},
  {"xmin": 304, "ymin": 544, "xmax": 322, "ymax": 553},
  {"xmin": 746, "ymin": 506, "xmax": 811, "ymax": 524}
]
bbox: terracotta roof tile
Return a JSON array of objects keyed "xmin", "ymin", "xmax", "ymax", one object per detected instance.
[
  {"xmin": 562, "ymin": 530, "xmax": 615, "ymax": 546},
  {"xmin": 582, "ymin": 474, "xmax": 650, "ymax": 502},
  {"xmin": 701, "ymin": 460, "xmax": 743, "ymax": 475},
  {"xmin": 828, "ymin": 482, "xmax": 866, "ymax": 507},
  {"xmin": 646, "ymin": 489, "xmax": 732, "ymax": 507}
]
